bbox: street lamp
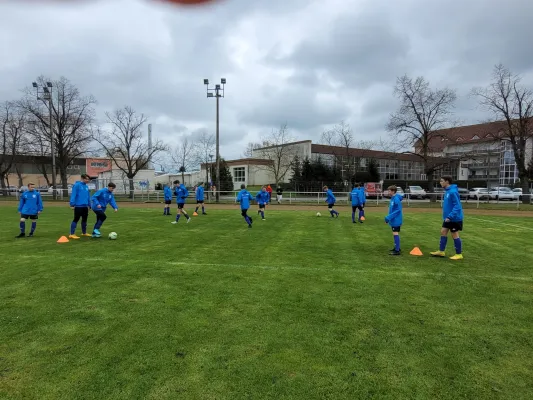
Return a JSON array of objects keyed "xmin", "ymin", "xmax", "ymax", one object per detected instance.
[
  {"xmin": 33, "ymin": 81, "xmax": 56, "ymax": 200},
  {"xmin": 204, "ymin": 78, "xmax": 226, "ymax": 202}
]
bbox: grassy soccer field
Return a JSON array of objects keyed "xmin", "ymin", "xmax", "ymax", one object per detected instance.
[{"xmin": 0, "ymin": 204, "xmax": 532, "ymax": 400}]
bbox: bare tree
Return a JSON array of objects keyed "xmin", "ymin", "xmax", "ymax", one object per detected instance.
[
  {"xmin": 95, "ymin": 106, "xmax": 167, "ymax": 198},
  {"xmin": 0, "ymin": 102, "xmax": 27, "ymax": 195},
  {"xmin": 18, "ymin": 76, "xmax": 96, "ymax": 197},
  {"xmin": 471, "ymin": 64, "xmax": 533, "ymax": 202},
  {"xmin": 255, "ymin": 123, "xmax": 297, "ymax": 184},
  {"xmin": 387, "ymin": 75, "xmax": 457, "ymax": 193},
  {"xmin": 171, "ymin": 137, "xmax": 196, "ymax": 184},
  {"xmin": 242, "ymin": 142, "xmax": 262, "ymax": 158},
  {"xmin": 194, "ymin": 130, "xmax": 215, "ymax": 190}
]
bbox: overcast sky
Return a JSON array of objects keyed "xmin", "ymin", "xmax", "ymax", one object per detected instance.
[{"xmin": 1, "ymin": 0, "xmax": 533, "ymax": 162}]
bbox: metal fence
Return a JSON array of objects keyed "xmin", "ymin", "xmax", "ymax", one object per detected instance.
[{"xmin": 4, "ymin": 189, "xmax": 532, "ymax": 209}]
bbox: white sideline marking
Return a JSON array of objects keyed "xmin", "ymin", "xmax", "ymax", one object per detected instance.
[
  {"xmin": 10, "ymin": 257, "xmax": 533, "ymax": 282},
  {"xmin": 469, "ymin": 217, "xmax": 533, "ymax": 231}
]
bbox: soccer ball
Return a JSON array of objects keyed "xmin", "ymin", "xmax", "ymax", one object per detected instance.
[
  {"xmin": 316, "ymin": 212, "xmax": 321, "ymax": 217},
  {"xmin": 108, "ymin": 232, "xmax": 118, "ymax": 240}
]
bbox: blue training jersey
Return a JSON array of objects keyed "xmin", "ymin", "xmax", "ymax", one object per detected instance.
[
  {"xmin": 91, "ymin": 188, "xmax": 118, "ymax": 211},
  {"xmin": 237, "ymin": 189, "xmax": 253, "ymax": 209},
  {"xmin": 18, "ymin": 190, "xmax": 43, "ymax": 215}
]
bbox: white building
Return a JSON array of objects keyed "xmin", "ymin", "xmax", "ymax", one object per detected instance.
[{"xmin": 200, "ymin": 158, "xmax": 274, "ymax": 190}]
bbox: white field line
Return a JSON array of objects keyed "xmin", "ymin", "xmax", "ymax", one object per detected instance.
[{"xmin": 469, "ymin": 217, "xmax": 533, "ymax": 231}]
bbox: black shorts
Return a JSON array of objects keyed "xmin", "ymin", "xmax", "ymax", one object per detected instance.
[
  {"xmin": 165, "ymin": 200, "xmax": 171, "ymax": 205},
  {"xmin": 196, "ymin": 200, "xmax": 204, "ymax": 204},
  {"xmin": 327, "ymin": 203, "xmax": 335, "ymax": 208},
  {"xmin": 177, "ymin": 203, "xmax": 185, "ymax": 209},
  {"xmin": 73, "ymin": 206, "xmax": 89, "ymax": 218},
  {"xmin": 259, "ymin": 204, "xmax": 266, "ymax": 209},
  {"xmin": 391, "ymin": 226, "xmax": 401, "ymax": 232},
  {"xmin": 241, "ymin": 209, "xmax": 248, "ymax": 217},
  {"xmin": 442, "ymin": 220, "xmax": 463, "ymax": 232},
  {"xmin": 21, "ymin": 214, "xmax": 38, "ymax": 220}
]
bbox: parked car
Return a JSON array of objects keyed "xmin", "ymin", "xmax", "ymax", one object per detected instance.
[
  {"xmin": 489, "ymin": 187, "xmax": 515, "ymax": 201},
  {"xmin": 512, "ymin": 188, "xmax": 533, "ymax": 201},
  {"xmin": 405, "ymin": 185, "xmax": 427, "ymax": 199},
  {"xmin": 469, "ymin": 187, "xmax": 489, "ymax": 200},
  {"xmin": 457, "ymin": 188, "xmax": 470, "ymax": 200},
  {"xmin": 382, "ymin": 186, "xmax": 404, "ymax": 198}
]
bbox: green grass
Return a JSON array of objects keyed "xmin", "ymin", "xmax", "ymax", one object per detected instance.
[{"xmin": 0, "ymin": 206, "xmax": 532, "ymax": 400}]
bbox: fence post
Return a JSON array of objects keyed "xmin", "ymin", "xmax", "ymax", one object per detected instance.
[
  {"xmin": 317, "ymin": 191, "xmax": 320, "ymax": 204},
  {"xmin": 289, "ymin": 192, "xmax": 292, "ymax": 204}
]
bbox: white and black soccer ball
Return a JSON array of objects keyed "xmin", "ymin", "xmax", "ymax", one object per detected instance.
[{"xmin": 108, "ymin": 232, "xmax": 118, "ymax": 240}]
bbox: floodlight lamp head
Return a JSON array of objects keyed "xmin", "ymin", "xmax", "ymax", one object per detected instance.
[
  {"xmin": 207, "ymin": 93, "xmax": 214, "ymax": 97},
  {"xmin": 43, "ymin": 87, "xmax": 50, "ymax": 94},
  {"xmin": 32, "ymin": 82, "xmax": 37, "ymax": 88},
  {"xmin": 215, "ymin": 84, "xmax": 220, "ymax": 90},
  {"xmin": 203, "ymin": 79, "xmax": 209, "ymax": 85},
  {"xmin": 46, "ymin": 82, "xmax": 52, "ymax": 87},
  {"xmin": 221, "ymin": 78, "xmax": 226, "ymax": 84}
]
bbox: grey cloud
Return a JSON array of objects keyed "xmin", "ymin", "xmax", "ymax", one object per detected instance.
[
  {"xmin": 2, "ymin": 0, "xmax": 533, "ymax": 162},
  {"xmin": 267, "ymin": 8, "xmax": 411, "ymax": 89}
]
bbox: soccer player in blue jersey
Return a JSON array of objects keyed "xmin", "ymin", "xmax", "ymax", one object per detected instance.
[
  {"xmin": 69, "ymin": 174, "xmax": 91, "ymax": 239},
  {"xmin": 16, "ymin": 183, "xmax": 43, "ymax": 238},
  {"xmin": 323, "ymin": 186, "xmax": 339, "ymax": 217},
  {"xmin": 171, "ymin": 180, "xmax": 191, "ymax": 224},
  {"xmin": 90, "ymin": 182, "xmax": 118, "ymax": 238},
  {"xmin": 163, "ymin": 184, "xmax": 172, "ymax": 215},
  {"xmin": 357, "ymin": 182, "xmax": 366, "ymax": 223},
  {"xmin": 384, "ymin": 185, "xmax": 403, "ymax": 256},
  {"xmin": 349, "ymin": 185, "xmax": 360, "ymax": 224},
  {"xmin": 431, "ymin": 176, "xmax": 464, "ymax": 260},
  {"xmin": 255, "ymin": 186, "xmax": 269, "ymax": 220},
  {"xmin": 194, "ymin": 183, "xmax": 207, "ymax": 215},
  {"xmin": 236, "ymin": 184, "xmax": 254, "ymax": 228}
]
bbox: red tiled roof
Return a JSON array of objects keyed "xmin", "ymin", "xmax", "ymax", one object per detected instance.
[
  {"xmin": 418, "ymin": 121, "xmax": 512, "ymax": 153},
  {"xmin": 311, "ymin": 144, "xmax": 425, "ymax": 162}
]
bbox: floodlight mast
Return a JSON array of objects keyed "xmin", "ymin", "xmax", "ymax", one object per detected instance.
[
  {"xmin": 32, "ymin": 81, "xmax": 57, "ymax": 200},
  {"xmin": 204, "ymin": 78, "xmax": 226, "ymax": 203}
]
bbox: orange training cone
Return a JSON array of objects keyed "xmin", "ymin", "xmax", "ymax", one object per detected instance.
[
  {"xmin": 57, "ymin": 236, "xmax": 69, "ymax": 243},
  {"xmin": 410, "ymin": 247, "xmax": 423, "ymax": 256},
  {"xmin": 360, "ymin": 216, "xmax": 365, "ymax": 221},
  {"xmin": 193, "ymin": 212, "xmax": 198, "ymax": 216}
]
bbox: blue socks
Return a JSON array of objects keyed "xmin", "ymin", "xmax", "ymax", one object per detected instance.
[
  {"xmin": 352, "ymin": 212, "xmax": 355, "ymax": 222},
  {"xmin": 394, "ymin": 235, "xmax": 400, "ymax": 251},
  {"xmin": 70, "ymin": 222, "xmax": 77, "ymax": 235},
  {"xmin": 20, "ymin": 221, "xmax": 25, "ymax": 233},
  {"xmin": 359, "ymin": 209, "xmax": 364, "ymax": 219},
  {"xmin": 176, "ymin": 214, "xmax": 181, "ymax": 222},
  {"xmin": 81, "ymin": 222, "xmax": 87, "ymax": 234},
  {"xmin": 202, "ymin": 206, "xmax": 205, "ymax": 213},
  {"xmin": 94, "ymin": 220, "xmax": 103, "ymax": 230},
  {"xmin": 30, "ymin": 222, "xmax": 36, "ymax": 235},
  {"xmin": 439, "ymin": 236, "xmax": 447, "ymax": 251},
  {"xmin": 454, "ymin": 237, "xmax": 462, "ymax": 254},
  {"xmin": 244, "ymin": 216, "xmax": 251, "ymax": 225},
  {"xmin": 440, "ymin": 236, "xmax": 462, "ymax": 254},
  {"xmin": 260, "ymin": 211, "xmax": 264, "ymax": 219}
]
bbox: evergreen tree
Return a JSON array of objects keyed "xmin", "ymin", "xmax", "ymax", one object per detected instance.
[
  {"xmin": 289, "ymin": 155, "xmax": 302, "ymax": 186},
  {"xmin": 368, "ymin": 158, "xmax": 381, "ymax": 182},
  {"xmin": 301, "ymin": 157, "xmax": 312, "ymax": 181},
  {"xmin": 212, "ymin": 158, "xmax": 234, "ymax": 191}
]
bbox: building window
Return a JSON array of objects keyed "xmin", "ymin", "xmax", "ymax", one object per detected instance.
[{"xmin": 233, "ymin": 167, "xmax": 245, "ymax": 182}]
